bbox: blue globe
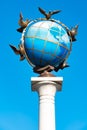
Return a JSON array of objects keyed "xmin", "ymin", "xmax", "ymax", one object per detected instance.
[{"xmin": 24, "ymin": 20, "xmax": 71, "ymax": 68}]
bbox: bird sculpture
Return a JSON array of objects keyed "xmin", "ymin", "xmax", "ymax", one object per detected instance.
[
  {"xmin": 9, "ymin": 44, "xmax": 25, "ymax": 61},
  {"xmin": 38, "ymin": 7, "xmax": 61, "ymax": 20},
  {"xmin": 67, "ymin": 25, "xmax": 79, "ymax": 42},
  {"xmin": 54, "ymin": 61, "xmax": 69, "ymax": 72},
  {"xmin": 17, "ymin": 12, "xmax": 30, "ymax": 33}
]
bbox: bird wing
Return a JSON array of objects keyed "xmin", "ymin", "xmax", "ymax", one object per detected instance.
[
  {"xmin": 20, "ymin": 12, "xmax": 23, "ymax": 20},
  {"xmin": 18, "ymin": 12, "xmax": 23, "ymax": 26},
  {"xmin": 75, "ymin": 24, "xmax": 79, "ymax": 30},
  {"xmin": 51, "ymin": 10, "xmax": 61, "ymax": 15},
  {"xmin": 55, "ymin": 62, "xmax": 69, "ymax": 71},
  {"xmin": 38, "ymin": 7, "xmax": 47, "ymax": 16},
  {"xmin": 9, "ymin": 44, "xmax": 20, "ymax": 54},
  {"xmin": 61, "ymin": 63, "xmax": 69, "ymax": 69},
  {"xmin": 17, "ymin": 27, "xmax": 25, "ymax": 33}
]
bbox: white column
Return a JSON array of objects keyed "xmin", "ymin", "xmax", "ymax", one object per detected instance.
[{"xmin": 31, "ymin": 77, "xmax": 63, "ymax": 130}]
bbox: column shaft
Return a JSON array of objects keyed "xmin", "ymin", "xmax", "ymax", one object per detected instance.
[
  {"xmin": 38, "ymin": 84, "xmax": 56, "ymax": 130},
  {"xmin": 31, "ymin": 77, "xmax": 63, "ymax": 130}
]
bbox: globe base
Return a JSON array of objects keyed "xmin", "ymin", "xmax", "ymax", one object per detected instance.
[
  {"xmin": 33, "ymin": 65, "xmax": 54, "ymax": 74},
  {"xmin": 39, "ymin": 71, "xmax": 56, "ymax": 77}
]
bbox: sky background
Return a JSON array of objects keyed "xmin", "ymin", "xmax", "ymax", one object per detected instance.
[{"xmin": 0, "ymin": 0, "xmax": 87, "ymax": 130}]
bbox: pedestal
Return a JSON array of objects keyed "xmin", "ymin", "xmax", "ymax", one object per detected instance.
[{"xmin": 31, "ymin": 77, "xmax": 63, "ymax": 130}]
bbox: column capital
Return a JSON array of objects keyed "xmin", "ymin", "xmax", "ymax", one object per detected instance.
[{"xmin": 31, "ymin": 77, "xmax": 63, "ymax": 92}]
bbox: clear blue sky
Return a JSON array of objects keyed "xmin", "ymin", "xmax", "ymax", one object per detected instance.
[{"xmin": 0, "ymin": 0, "xmax": 87, "ymax": 130}]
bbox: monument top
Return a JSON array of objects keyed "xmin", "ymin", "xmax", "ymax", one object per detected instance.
[{"xmin": 10, "ymin": 7, "xmax": 78, "ymax": 75}]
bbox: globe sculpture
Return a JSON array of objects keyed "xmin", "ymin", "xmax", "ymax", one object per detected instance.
[
  {"xmin": 24, "ymin": 20, "xmax": 71, "ymax": 68},
  {"xmin": 10, "ymin": 7, "xmax": 78, "ymax": 75}
]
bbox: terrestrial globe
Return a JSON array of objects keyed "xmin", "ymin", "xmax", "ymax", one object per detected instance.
[{"xmin": 23, "ymin": 20, "xmax": 71, "ymax": 68}]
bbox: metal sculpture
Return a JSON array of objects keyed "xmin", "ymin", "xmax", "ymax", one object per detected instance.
[
  {"xmin": 10, "ymin": 7, "xmax": 78, "ymax": 75},
  {"xmin": 17, "ymin": 13, "xmax": 30, "ymax": 33},
  {"xmin": 38, "ymin": 7, "xmax": 61, "ymax": 20},
  {"xmin": 9, "ymin": 44, "xmax": 25, "ymax": 61}
]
